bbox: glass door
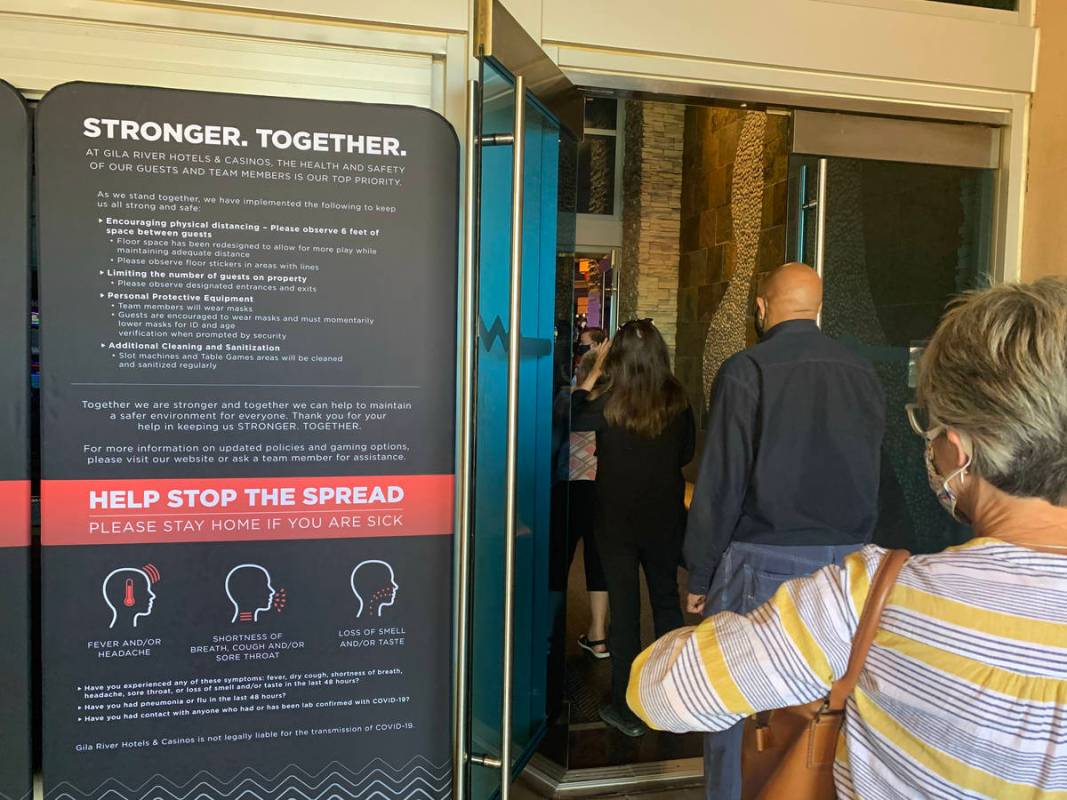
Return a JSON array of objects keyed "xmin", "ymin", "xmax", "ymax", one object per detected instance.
[
  {"xmin": 572, "ymin": 250, "xmax": 618, "ymax": 336},
  {"xmin": 787, "ymin": 153, "xmax": 996, "ymax": 555},
  {"xmin": 465, "ymin": 58, "xmax": 563, "ymax": 800}
]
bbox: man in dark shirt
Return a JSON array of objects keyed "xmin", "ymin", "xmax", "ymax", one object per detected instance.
[{"xmin": 684, "ymin": 262, "xmax": 885, "ymax": 800}]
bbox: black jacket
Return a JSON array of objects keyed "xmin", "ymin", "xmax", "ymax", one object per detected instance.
[
  {"xmin": 685, "ymin": 320, "xmax": 886, "ymax": 594},
  {"xmin": 571, "ymin": 389, "xmax": 695, "ymax": 540}
]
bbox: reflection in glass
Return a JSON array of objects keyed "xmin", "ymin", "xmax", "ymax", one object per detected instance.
[
  {"xmin": 787, "ymin": 158, "xmax": 820, "ymax": 266},
  {"xmin": 469, "ymin": 57, "xmax": 564, "ymax": 800},
  {"xmin": 573, "ymin": 254, "xmax": 614, "ymax": 330},
  {"xmin": 788, "ymin": 156, "xmax": 995, "ymax": 555},
  {"xmin": 583, "ymin": 97, "xmax": 617, "ymax": 131},
  {"xmin": 576, "ymin": 135, "xmax": 616, "ymax": 215}
]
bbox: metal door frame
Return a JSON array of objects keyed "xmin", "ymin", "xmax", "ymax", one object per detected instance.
[{"xmin": 454, "ymin": 4, "xmax": 579, "ymax": 799}]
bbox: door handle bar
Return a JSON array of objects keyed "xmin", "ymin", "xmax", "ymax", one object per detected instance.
[
  {"xmin": 814, "ymin": 157, "xmax": 828, "ymax": 328},
  {"xmin": 451, "ymin": 78, "xmax": 479, "ymax": 800},
  {"xmin": 498, "ymin": 73, "xmax": 526, "ymax": 800}
]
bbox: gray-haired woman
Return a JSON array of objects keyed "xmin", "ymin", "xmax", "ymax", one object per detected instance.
[{"xmin": 629, "ymin": 278, "xmax": 1067, "ymax": 798}]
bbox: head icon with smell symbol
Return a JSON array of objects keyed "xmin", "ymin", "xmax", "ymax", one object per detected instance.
[{"xmin": 350, "ymin": 560, "xmax": 398, "ymax": 618}]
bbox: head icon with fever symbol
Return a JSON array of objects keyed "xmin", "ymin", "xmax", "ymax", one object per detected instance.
[
  {"xmin": 350, "ymin": 560, "xmax": 398, "ymax": 618},
  {"xmin": 102, "ymin": 565, "xmax": 159, "ymax": 629},
  {"xmin": 225, "ymin": 564, "xmax": 277, "ymax": 623}
]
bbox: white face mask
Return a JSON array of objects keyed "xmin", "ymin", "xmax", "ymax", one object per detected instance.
[{"xmin": 924, "ymin": 437, "xmax": 972, "ymax": 522}]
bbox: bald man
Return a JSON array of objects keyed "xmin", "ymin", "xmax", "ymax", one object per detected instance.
[{"xmin": 682, "ymin": 262, "xmax": 885, "ymax": 800}]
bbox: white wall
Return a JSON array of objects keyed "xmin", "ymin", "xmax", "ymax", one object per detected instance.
[
  {"xmin": 0, "ymin": 0, "xmax": 1041, "ymax": 278},
  {"xmin": 1021, "ymin": 0, "xmax": 1067, "ymax": 280},
  {"xmin": 541, "ymin": 0, "xmax": 1035, "ymax": 93},
  {"xmin": 531, "ymin": 0, "xmax": 1036, "ymax": 280},
  {"xmin": 500, "ymin": 0, "xmax": 543, "ymax": 40},
  {"xmin": 0, "ymin": 0, "xmax": 470, "ymax": 133},
  {"xmin": 13, "ymin": 1, "xmax": 1033, "ymax": 103},
  {"xmin": 160, "ymin": 0, "xmax": 468, "ymax": 32},
  {"xmin": 0, "ymin": 15, "xmax": 436, "ymax": 106},
  {"xmin": 7, "ymin": 1, "xmax": 1035, "ymax": 97}
]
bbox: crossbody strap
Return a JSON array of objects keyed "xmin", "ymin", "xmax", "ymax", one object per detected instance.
[{"xmin": 828, "ymin": 549, "xmax": 910, "ymax": 711}]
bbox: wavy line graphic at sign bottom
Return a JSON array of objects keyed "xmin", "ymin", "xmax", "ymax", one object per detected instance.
[{"xmin": 46, "ymin": 757, "xmax": 452, "ymax": 800}]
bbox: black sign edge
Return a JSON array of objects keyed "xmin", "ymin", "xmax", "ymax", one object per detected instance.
[{"xmin": 0, "ymin": 75, "xmax": 33, "ymax": 800}]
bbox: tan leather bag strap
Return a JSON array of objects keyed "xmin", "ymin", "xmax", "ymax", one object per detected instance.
[{"xmin": 828, "ymin": 549, "xmax": 910, "ymax": 711}]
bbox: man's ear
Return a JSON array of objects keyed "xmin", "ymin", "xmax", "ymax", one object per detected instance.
[{"xmin": 755, "ymin": 297, "xmax": 766, "ymax": 319}]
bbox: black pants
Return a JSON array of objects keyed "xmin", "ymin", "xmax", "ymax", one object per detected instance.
[
  {"xmin": 594, "ymin": 524, "xmax": 684, "ymax": 713},
  {"xmin": 567, "ymin": 481, "xmax": 607, "ymax": 592}
]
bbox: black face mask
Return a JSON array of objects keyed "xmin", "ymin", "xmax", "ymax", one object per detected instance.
[{"xmin": 754, "ymin": 307, "xmax": 766, "ymax": 338}]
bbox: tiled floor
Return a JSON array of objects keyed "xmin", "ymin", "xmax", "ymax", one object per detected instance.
[
  {"xmin": 557, "ymin": 544, "xmax": 704, "ymax": 767},
  {"xmin": 507, "ymin": 534, "xmax": 709, "ymax": 798}
]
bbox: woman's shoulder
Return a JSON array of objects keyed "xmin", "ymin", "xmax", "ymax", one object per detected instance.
[
  {"xmin": 848, "ymin": 538, "xmax": 1067, "ymax": 570},
  {"xmin": 848, "ymin": 538, "xmax": 1067, "ymax": 583},
  {"xmin": 873, "ymin": 538, "xmax": 1067, "ymax": 617},
  {"xmin": 867, "ymin": 539, "xmax": 1067, "ymax": 661},
  {"xmin": 904, "ymin": 537, "xmax": 1067, "ymax": 576}
]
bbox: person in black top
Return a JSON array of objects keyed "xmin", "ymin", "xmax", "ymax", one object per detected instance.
[
  {"xmin": 572, "ymin": 318, "xmax": 695, "ymax": 737},
  {"xmin": 684, "ymin": 262, "xmax": 886, "ymax": 800}
]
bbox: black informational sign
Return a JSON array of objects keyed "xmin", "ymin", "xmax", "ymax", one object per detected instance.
[
  {"xmin": 37, "ymin": 82, "xmax": 458, "ymax": 800},
  {"xmin": 0, "ymin": 79, "xmax": 32, "ymax": 800}
]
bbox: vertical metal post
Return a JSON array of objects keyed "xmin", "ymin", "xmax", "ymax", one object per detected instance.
[
  {"xmin": 796, "ymin": 163, "xmax": 809, "ymax": 264},
  {"xmin": 451, "ymin": 78, "xmax": 479, "ymax": 800},
  {"xmin": 814, "ymin": 157, "xmax": 829, "ymax": 327},
  {"xmin": 599, "ymin": 257, "xmax": 608, "ymax": 329},
  {"xmin": 499, "ymin": 73, "xmax": 526, "ymax": 800},
  {"xmin": 608, "ymin": 249, "xmax": 619, "ymax": 333}
]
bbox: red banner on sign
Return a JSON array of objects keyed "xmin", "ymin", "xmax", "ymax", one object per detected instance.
[
  {"xmin": 0, "ymin": 480, "xmax": 30, "ymax": 548},
  {"xmin": 42, "ymin": 474, "xmax": 454, "ymax": 546}
]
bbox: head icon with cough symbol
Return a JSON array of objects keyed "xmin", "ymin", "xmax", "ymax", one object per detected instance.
[
  {"xmin": 225, "ymin": 564, "xmax": 276, "ymax": 623},
  {"xmin": 102, "ymin": 567, "xmax": 157, "ymax": 629},
  {"xmin": 350, "ymin": 560, "xmax": 398, "ymax": 618}
]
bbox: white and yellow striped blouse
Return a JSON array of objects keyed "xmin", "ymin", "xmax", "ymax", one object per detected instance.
[{"xmin": 628, "ymin": 539, "xmax": 1067, "ymax": 799}]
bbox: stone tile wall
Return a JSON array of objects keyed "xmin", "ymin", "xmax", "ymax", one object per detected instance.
[
  {"xmin": 620, "ymin": 100, "xmax": 685, "ymax": 357},
  {"xmin": 675, "ymin": 107, "xmax": 790, "ymax": 426}
]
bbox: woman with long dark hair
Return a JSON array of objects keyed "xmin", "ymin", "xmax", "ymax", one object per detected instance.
[{"xmin": 572, "ymin": 318, "xmax": 695, "ymax": 737}]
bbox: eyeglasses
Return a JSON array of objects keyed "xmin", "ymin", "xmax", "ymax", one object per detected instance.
[{"xmin": 905, "ymin": 403, "xmax": 939, "ymax": 439}]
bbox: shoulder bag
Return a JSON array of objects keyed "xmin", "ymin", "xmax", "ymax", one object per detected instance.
[{"xmin": 741, "ymin": 548, "xmax": 910, "ymax": 800}]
